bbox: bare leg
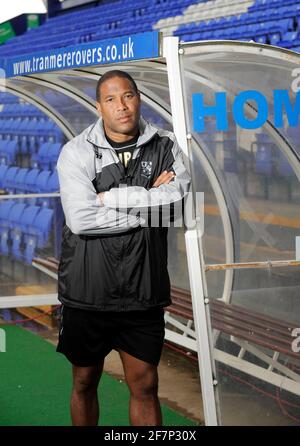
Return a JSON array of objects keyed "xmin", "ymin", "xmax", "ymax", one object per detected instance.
[
  {"xmin": 70, "ymin": 361, "xmax": 104, "ymax": 426},
  {"xmin": 118, "ymin": 350, "xmax": 162, "ymax": 426}
]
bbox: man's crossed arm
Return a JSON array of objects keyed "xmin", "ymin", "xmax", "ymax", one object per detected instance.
[{"xmin": 97, "ymin": 170, "xmax": 175, "ymax": 206}]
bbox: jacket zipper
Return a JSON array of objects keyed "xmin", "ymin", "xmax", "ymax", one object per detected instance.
[
  {"xmin": 120, "ymin": 238, "xmax": 126, "ymax": 310},
  {"xmin": 60, "ymin": 304, "xmax": 64, "ymax": 335}
]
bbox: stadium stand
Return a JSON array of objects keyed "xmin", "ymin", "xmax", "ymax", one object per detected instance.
[
  {"xmin": 0, "ymin": 89, "xmax": 62, "ymax": 262},
  {"xmin": 0, "ymin": 0, "xmax": 299, "ymax": 265},
  {"xmin": 1, "ymin": 0, "xmax": 300, "ymax": 57},
  {"xmin": 0, "ymin": 2, "xmax": 297, "ymax": 261}
]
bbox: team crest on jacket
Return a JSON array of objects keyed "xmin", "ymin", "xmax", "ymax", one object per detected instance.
[{"xmin": 141, "ymin": 161, "xmax": 152, "ymax": 178}]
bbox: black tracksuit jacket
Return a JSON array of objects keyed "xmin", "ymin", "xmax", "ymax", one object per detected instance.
[{"xmin": 56, "ymin": 116, "xmax": 191, "ymax": 311}]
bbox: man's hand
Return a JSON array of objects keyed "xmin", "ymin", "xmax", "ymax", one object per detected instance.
[
  {"xmin": 153, "ymin": 170, "xmax": 175, "ymax": 188},
  {"xmin": 98, "ymin": 192, "xmax": 105, "ymax": 206}
]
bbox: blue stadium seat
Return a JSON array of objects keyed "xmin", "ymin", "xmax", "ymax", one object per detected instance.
[
  {"xmin": 14, "ymin": 168, "xmax": 30, "ymax": 195},
  {"xmin": 19, "ymin": 119, "xmax": 31, "ymax": 154},
  {"xmin": 44, "ymin": 143, "xmax": 62, "ymax": 170},
  {"xmin": 0, "ymin": 140, "xmax": 9, "ymax": 164},
  {"xmin": 31, "ymin": 142, "xmax": 51, "ymax": 169},
  {"xmin": 28, "ymin": 207, "xmax": 54, "ymax": 248},
  {"xmin": 4, "ymin": 140, "xmax": 19, "ymax": 164},
  {"xmin": 34, "ymin": 170, "xmax": 52, "ymax": 206},
  {"xmin": 36, "ymin": 170, "xmax": 52, "ymax": 193},
  {"xmin": 38, "ymin": 169, "xmax": 59, "ymax": 208},
  {"xmin": 23, "ymin": 168, "xmax": 40, "ymax": 193},
  {"xmin": 18, "ymin": 205, "xmax": 40, "ymax": 235},
  {"xmin": 280, "ymin": 31, "xmax": 299, "ymax": 48},
  {"xmin": 269, "ymin": 32, "xmax": 281, "ymax": 45},
  {"xmin": 255, "ymin": 143, "xmax": 274, "ymax": 176},
  {"xmin": 277, "ymin": 150, "xmax": 294, "ymax": 177},
  {"xmin": 48, "ymin": 170, "xmax": 59, "ymax": 191},
  {"xmin": 8, "ymin": 203, "xmax": 27, "ymax": 259},
  {"xmin": 3, "ymin": 167, "xmax": 19, "ymax": 194},
  {"xmin": 0, "ymin": 200, "xmax": 15, "ymax": 255},
  {"xmin": 254, "ymin": 133, "xmax": 275, "ymax": 200},
  {"xmin": 24, "ymin": 207, "xmax": 54, "ymax": 263},
  {"xmin": 0, "ymin": 165, "xmax": 9, "ymax": 189},
  {"xmin": 26, "ymin": 118, "xmax": 39, "ymax": 154}
]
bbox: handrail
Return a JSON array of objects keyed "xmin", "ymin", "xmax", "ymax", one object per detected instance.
[{"xmin": 205, "ymin": 259, "xmax": 300, "ymax": 272}]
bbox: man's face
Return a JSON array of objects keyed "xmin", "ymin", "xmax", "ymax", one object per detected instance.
[{"xmin": 96, "ymin": 76, "xmax": 141, "ymax": 137}]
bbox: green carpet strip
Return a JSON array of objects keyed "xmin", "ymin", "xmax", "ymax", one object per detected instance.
[{"xmin": 0, "ymin": 325, "xmax": 197, "ymax": 426}]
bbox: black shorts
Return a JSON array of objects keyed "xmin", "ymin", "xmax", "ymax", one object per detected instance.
[{"xmin": 56, "ymin": 305, "xmax": 165, "ymax": 367}]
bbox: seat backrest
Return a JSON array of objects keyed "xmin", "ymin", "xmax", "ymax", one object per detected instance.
[
  {"xmin": 0, "ymin": 200, "xmax": 15, "ymax": 219},
  {"xmin": 21, "ymin": 205, "xmax": 41, "ymax": 226},
  {"xmin": 24, "ymin": 168, "xmax": 40, "ymax": 187},
  {"xmin": 33, "ymin": 208, "xmax": 54, "ymax": 231},
  {"xmin": 6, "ymin": 140, "xmax": 18, "ymax": 152},
  {"xmin": 8, "ymin": 203, "xmax": 27, "ymax": 224},
  {"xmin": 0, "ymin": 140, "xmax": 8, "ymax": 152},
  {"xmin": 4, "ymin": 167, "xmax": 19, "ymax": 183},
  {"xmin": 36, "ymin": 170, "xmax": 51, "ymax": 191},
  {"xmin": 47, "ymin": 170, "xmax": 59, "ymax": 191},
  {"xmin": 0, "ymin": 165, "xmax": 8, "ymax": 184},
  {"xmin": 38, "ymin": 142, "xmax": 51, "ymax": 159},
  {"xmin": 15, "ymin": 168, "xmax": 29, "ymax": 186},
  {"xmin": 48, "ymin": 143, "xmax": 62, "ymax": 160}
]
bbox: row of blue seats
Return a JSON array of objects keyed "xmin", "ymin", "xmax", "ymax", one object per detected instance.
[
  {"xmin": 279, "ymin": 31, "xmax": 300, "ymax": 48},
  {"xmin": 175, "ymin": 2, "xmax": 300, "ymax": 47},
  {"xmin": 0, "ymin": 93, "xmax": 19, "ymax": 104},
  {"xmin": 3, "ymin": 19, "xmax": 296, "ymax": 59},
  {"xmin": 0, "ymin": 118, "xmax": 62, "ymax": 137},
  {"xmin": 0, "ymin": 200, "xmax": 54, "ymax": 264},
  {"xmin": 0, "ymin": 136, "xmax": 61, "ymax": 165},
  {"xmin": 200, "ymin": 128, "xmax": 294, "ymax": 177},
  {"xmin": 0, "ymin": 104, "xmax": 45, "ymax": 118},
  {"xmin": 250, "ymin": 0, "xmax": 300, "ymax": 11},
  {"xmin": 1, "ymin": 1, "xmax": 179, "ymax": 44},
  {"xmin": 0, "ymin": 120, "xmax": 63, "ymax": 144},
  {"xmin": 31, "ymin": 142, "xmax": 61, "ymax": 171},
  {"xmin": 215, "ymin": 144, "xmax": 293, "ymax": 177},
  {"xmin": 177, "ymin": 3, "xmax": 300, "ymax": 34},
  {"xmin": 2, "ymin": 0, "xmax": 300, "ymax": 59},
  {"xmin": 180, "ymin": 31, "xmax": 299, "ymax": 50},
  {"xmin": 0, "ymin": 121, "xmax": 63, "ymax": 155},
  {"xmin": 0, "ymin": 166, "xmax": 59, "ymax": 202},
  {"xmin": 178, "ymin": 20, "xmax": 294, "ymax": 44},
  {"xmin": 0, "ymin": 16, "xmax": 169, "ymax": 54},
  {"xmin": 253, "ymin": 134, "xmax": 294, "ymax": 177},
  {"xmin": 0, "ymin": 0, "xmax": 196, "ymax": 56},
  {"xmin": 41, "ymin": 0, "xmax": 188, "ymax": 27},
  {"xmin": 178, "ymin": 16, "xmax": 293, "ymax": 35}
]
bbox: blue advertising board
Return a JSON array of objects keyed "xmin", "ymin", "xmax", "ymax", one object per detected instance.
[{"xmin": 1, "ymin": 31, "xmax": 161, "ymax": 78}]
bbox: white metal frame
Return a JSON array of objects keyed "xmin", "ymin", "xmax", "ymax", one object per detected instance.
[
  {"xmin": 164, "ymin": 310, "xmax": 300, "ymax": 397},
  {"xmin": 163, "ymin": 36, "xmax": 219, "ymax": 426}
]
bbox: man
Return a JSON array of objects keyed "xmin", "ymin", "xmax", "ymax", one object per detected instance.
[{"xmin": 56, "ymin": 70, "xmax": 191, "ymax": 426}]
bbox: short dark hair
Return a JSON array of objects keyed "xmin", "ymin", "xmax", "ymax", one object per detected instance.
[{"xmin": 96, "ymin": 70, "xmax": 139, "ymax": 102}]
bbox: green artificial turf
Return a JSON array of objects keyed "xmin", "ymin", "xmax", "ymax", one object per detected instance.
[{"xmin": 0, "ymin": 325, "xmax": 198, "ymax": 426}]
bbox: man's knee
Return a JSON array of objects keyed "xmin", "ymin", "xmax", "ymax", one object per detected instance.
[
  {"xmin": 72, "ymin": 364, "xmax": 103, "ymax": 395},
  {"xmin": 127, "ymin": 368, "xmax": 159, "ymax": 399},
  {"xmin": 73, "ymin": 376, "xmax": 98, "ymax": 395}
]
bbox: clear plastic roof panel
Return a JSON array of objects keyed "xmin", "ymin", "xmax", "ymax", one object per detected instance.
[
  {"xmin": 0, "ymin": 57, "xmax": 191, "ymax": 301},
  {"xmin": 181, "ymin": 41, "xmax": 300, "ymax": 426}
]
